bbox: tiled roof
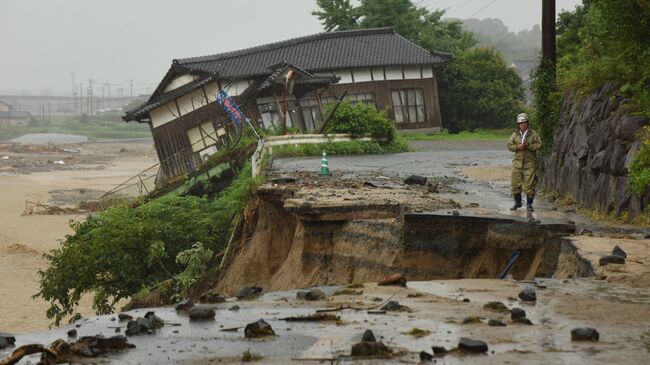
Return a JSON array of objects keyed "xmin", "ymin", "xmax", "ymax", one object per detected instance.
[{"xmin": 174, "ymin": 27, "xmax": 452, "ymax": 78}]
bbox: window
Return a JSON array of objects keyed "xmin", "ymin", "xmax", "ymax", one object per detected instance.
[
  {"xmin": 187, "ymin": 121, "xmax": 221, "ymax": 152},
  {"xmin": 346, "ymin": 92, "xmax": 376, "ymax": 106},
  {"xmin": 391, "ymin": 89, "xmax": 425, "ymax": 124},
  {"xmin": 300, "ymin": 96, "xmax": 346, "ymax": 132},
  {"xmin": 256, "ymin": 96, "xmax": 300, "ymax": 130}
]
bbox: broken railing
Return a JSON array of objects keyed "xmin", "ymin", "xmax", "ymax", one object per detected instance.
[{"xmin": 251, "ymin": 133, "xmax": 371, "ymax": 177}]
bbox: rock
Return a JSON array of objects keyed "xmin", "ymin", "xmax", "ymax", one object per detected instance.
[
  {"xmin": 419, "ymin": 350, "xmax": 434, "ymax": 361},
  {"xmin": 513, "ymin": 317, "xmax": 533, "ymax": 325},
  {"xmin": 244, "ymin": 319, "xmax": 275, "ymax": 338},
  {"xmin": 431, "ymin": 345, "xmax": 447, "ymax": 355},
  {"xmin": 0, "ymin": 332, "xmax": 16, "ymax": 348},
  {"xmin": 510, "ymin": 307, "xmax": 526, "ymax": 320},
  {"xmin": 483, "ymin": 301, "xmax": 509, "ymax": 312},
  {"xmin": 117, "ymin": 313, "xmax": 133, "ymax": 322},
  {"xmin": 361, "ymin": 329, "xmax": 376, "ymax": 342},
  {"xmin": 304, "ymin": 289, "xmax": 326, "ymax": 301},
  {"xmin": 462, "ymin": 316, "xmax": 482, "ymax": 324},
  {"xmin": 67, "ymin": 329, "xmax": 78, "ymax": 338},
  {"xmin": 71, "ymin": 335, "xmax": 135, "ymax": 357},
  {"xmin": 487, "ymin": 319, "xmax": 506, "ymax": 327},
  {"xmin": 351, "ymin": 341, "xmax": 391, "ymax": 357},
  {"xmin": 452, "ymin": 210, "xmax": 460, "ymax": 216},
  {"xmin": 200, "ymin": 292, "xmax": 226, "ymax": 303},
  {"xmin": 404, "ymin": 175, "xmax": 427, "ymax": 186},
  {"xmin": 144, "ymin": 311, "xmax": 164, "ymax": 329},
  {"xmin": 599, "ymin": 255, "xmax": 625, "ymax": 266},
  {"xmin": 188, "ymin": 305, "xmax": 216, "ymax": 321},
  {"xmin": 458, "ymin": 337, "xmax": 489, "ymax": 353},
  {"xmin": 228, "ymin": 305, "xmax": 240, "ymax": 311},
  {"xmin": 462, "ymin": 298, "xmax": 470, "ymax": 303},
  {"xmin": 125, "ymin": 317, "xmax": 152, "ymax": 336},
  {"xmin": 571, "ymin": 327, "xmax": 600, "ymax": 341},
  {"xmin": 380, "ymin": 300, "xmax": 403, "ymax": 311},
  {"xmin": 518, "ymin": 288, "xmax": 537, "ymax": 302},
  {"xmin": 378, "ymin": 273, "xmax": 407, "ymax": 286},
  {"xmin": 611, "ymin": 246, "xmax": 627, "ymax": 258},
  {"xmin": 236, "ymin": 286, "xmax": 263, "ymax": 300},
  {"xmin": 174, "ymin": 298, "xmax": 194, "ymax": 311}
]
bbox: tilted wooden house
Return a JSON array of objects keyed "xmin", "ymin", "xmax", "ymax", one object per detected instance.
[{"xmin": 123, "ymin": 27, "xmax": 452, "ymax": 167}]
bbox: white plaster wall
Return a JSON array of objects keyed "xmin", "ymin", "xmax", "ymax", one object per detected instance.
[
  {"xmin": 223, "ymin": 80, "xmax": 250, "ymax": 97},
  {"xmin": 403, "ymin": 66, "xmax": 421, "ymax": 79},
  {"xmin": 422, "ymin": 66, "xmax": 433, "ymax": 78},
  {"xmin": 385, "ymin": 67, "xmax": 403, "ymax": 80},
  {"xmin": 151, "ymin": 101, "xmax": 179, "ymax": 128},
  {"xmin": 176, "ymin": 94, "xmax": 195, "ymax": 116},
  {"xmin": 353, "ymin": 68, "xmax": 372, "ymax": 82},
  {"xmin": 164, "ymin": 74, "xmax": 197, "ymax": 92},
  {"xmin": 371, "ymin": 68, "xmax": 385, "ymax": 81},
  {"xmin": 191, "ymin": 89, "xmax": 209, "ymax": 109},
  {"xmin": 204, "ymin": 82, "xmax": 220, "ymax": 102},
  {"xmin": 335, "ymin": 69, "xmax": 353, "ymax": 84}
]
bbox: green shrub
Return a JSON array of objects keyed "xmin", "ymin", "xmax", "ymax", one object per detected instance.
[
  {"xmin": 35, "ymin": 163, "xmax": 261, "ymax": 326},
  {"xmin": 324, "ymin": 100, "xmax": 397, "ymax": 144},
  {"xmin": 629, "ymin": 127, "xmax": 650, "ymax": 195}
]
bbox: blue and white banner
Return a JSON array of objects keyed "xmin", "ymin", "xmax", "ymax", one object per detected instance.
[{"xmin": 216, "ymin": 90, "xmax": 245, "ymax": 125}]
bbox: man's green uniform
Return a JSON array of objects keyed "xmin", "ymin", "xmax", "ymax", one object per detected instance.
[{"xmin": 507, "ymin": 128, "xmax": 542, "ymax": 197}]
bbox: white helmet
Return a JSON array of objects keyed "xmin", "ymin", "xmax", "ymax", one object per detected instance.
[{"xmin": 516, "ymin": 113, "xmax": 529, "ymax": 124}]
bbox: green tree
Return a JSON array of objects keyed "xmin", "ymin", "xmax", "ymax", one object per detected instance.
[
  {"xmin": 312, "ymin": 0, "xmax": 358, "ymax": 31},
  {"xmin": 438, "ymin": 48, "xmax": 525, "ymax": 132}
]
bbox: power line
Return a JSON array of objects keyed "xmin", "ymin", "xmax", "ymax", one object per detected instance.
[{"xmin": 468, "ymin": 0, "xmax": 497, "ymax": 18}]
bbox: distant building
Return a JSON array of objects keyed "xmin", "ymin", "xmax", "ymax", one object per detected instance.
[
  {"xmin": 0, "ymin": 100, "xmax": 31, "ymax": 127},
  {"xmin": 123, "ymin": 27, "xmax": 453, "ymax": 167}
]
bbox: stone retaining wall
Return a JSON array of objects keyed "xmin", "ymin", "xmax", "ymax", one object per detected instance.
[{"xmin": 543, "ymin": 82, "xmax": 649, "ymax": 217}]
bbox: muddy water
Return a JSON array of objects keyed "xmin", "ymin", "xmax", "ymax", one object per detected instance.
[{"xmin": 0, "ymin": 141, "xmax": 156, "ymax": 333}]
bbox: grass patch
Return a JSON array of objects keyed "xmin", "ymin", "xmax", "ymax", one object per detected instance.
[
  {"xmin": 402, "ymin": 327, "xmax": 431, "ymax": 338},
  {"xmin": 241, "ymin": 349, "xmax": 263, "ymax": 362},
  {"xmin": 400, "ymin": 129, "xmax": 511, "ymax": 142},
  {"xmin": 273, "ymin": 137, "xmax": 408, "ymax": 157},
  {"xmin": 0, "ymin": 118, "xmax": 151, "ymax": 141}
]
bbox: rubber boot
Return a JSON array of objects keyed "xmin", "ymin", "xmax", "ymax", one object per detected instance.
[
  {"xmin": 526, "ymin": 196, "xmax": 534, "ymax": 211},
  {"xmin": 510, "ymin": 193, "xmax": 522, "ymax": 210}
]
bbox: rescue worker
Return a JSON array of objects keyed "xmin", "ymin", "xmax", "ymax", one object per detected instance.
[{"xmin": 507, "ymin": 113, "xmax": 542, "ymax": 211}]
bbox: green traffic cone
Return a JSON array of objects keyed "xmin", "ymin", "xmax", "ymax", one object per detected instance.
[{"xmin": 320, "ymin": 151, "xmax": 329, "ymax": 176}]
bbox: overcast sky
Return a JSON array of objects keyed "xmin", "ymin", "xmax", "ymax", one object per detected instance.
[{"xmin": 1, "ymin": 0, "xmax": 583, "ymax": 96}]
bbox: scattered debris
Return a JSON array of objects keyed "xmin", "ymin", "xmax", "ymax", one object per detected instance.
[
  {"xmin": 518, "ymin": 288, "xmax": 537, "ymax": 302},
  {"xmin": 404, "ymin": 175, "xmax": 427, "ymax": 186},
  {"xmin": 241, "ymin": 349, "xmax": 263, "ymax": 362},
  {"xmin": 228, "ymin": 305, "xmax": 240, "ymax": 311},
  {"xmin": 22, "ymin": 200, "xmax": 100, "ymax": 216},
  {"xmin": 420, "ymin": 350, "xmax": 434, "ymax": 361},
  {"xmin": 296, "ymin": 289, "xmax": 326, "ymax": 301},
  {"xmin": 407, "ymin": 292, "xmax": 424, "ymax": 298},
  {"xmin": 571, "ymin": 327, "xmax": 600, "ymax": 341},
  {"xmin": 271, "ymin": 176, "xmax": 296, "ymax": 184},
  {"xmin": 426, "ymin": 180, "xmax": 439, "ymax": 193},
  {"xmin": 599, "ymin": 255, "xmax": 625, "ymax": 266},
  {"xmin": 67, "ymin": 329, "xmax": 77, "ymax": 338},
  {"xmin": 70, "ymin": 335, "xmax": 135, "ymax": 357},
  {"xmin": 402, "ymin": 327, "xmax": 431, "ymax": 338},
  {"xmin": 381, "ymin": 300, "xmax": 407, "ymax": 311},
  {"xmin": 483, "ymin": 301, "xmax": 509, "ymax": 312},
  {"xmin": 612, "ymin": 245, "xmax": 627, "ymax": 258},
  {"xmin": 244, "ymin": 319, "xmax": 275, "ymax": 338},
  {"xmin": 431, "ymin": 346, "xmax": 448, "ymax": 355},
  {"xmin": 364, "ymin": 180, "xmax": 402, "ymax": 189},
  {"xmin": 458, "ymin": 337, "xmax": 489, "ymax": 353},
  {"xmin": 280, "ymin": 313, "xmax": 340, "ymax": 322},
  {"xmin": 378, "ymin": 273, "xmax": 407, "ymax": 287},
  {"xmin": 487, "ymin": 319, "xmax": 506, "ymax": 327},
  {"xmin": 462, "ymin": 298, "xmax": 471, "ymax": 303},
  {"xmin": 117, "ymin": 313, "xmax": 133, "ymax": 322},
  {"xmin": 0, "ymin": 333, "xmax": 15, "ymax": 350},
  {"xmin": 351, "ymin": 330, "xmax": 391, "ymax": 357},
  {"xmin": 513, "ymin": 318, "xmax": 533, "ymax": 325},
  {"xmin": 200, "ymin": 293, "xmax": 226, "ymax": 303},
  {"xmin": 188, "ymin": 306, "xmax": 216, "ymax": 321},
  {"xmin": 510, "ymin": 308, "xmax": 526, "ymax": 320},
  {"xmin": 334, "ymin": 288, "xmax": 363, "ymax": 296},
  {"xmin": 462, "ymin": 316, "xmax": 482, "ymax": 324},
  {"xmin": 0, "ymin": 344, "xmax": 57, "ymax": 365},
  {"xmin": 174, "ymin": 298, "xmax": 194, "ymax": 311},
  {"xmin": 236, "ymin": 286, "xmax": 263, "ymax": 300}
]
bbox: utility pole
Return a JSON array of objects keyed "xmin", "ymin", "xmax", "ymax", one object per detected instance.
[
  {"xmin": 88, "ymin": 79, "xmax": 94, "ymax": 116},
  {"xmin": 542, "ymin": 0, "xmax": 556, "ymax": 70},
  {"xmin": 127, "ymin": 79, "xmax": 134, "ymax": 99}
]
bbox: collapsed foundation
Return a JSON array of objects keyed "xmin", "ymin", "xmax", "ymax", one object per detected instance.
[{"xmin": 209, "ymin": 185, "xmax": 594, "ymax": 296}]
